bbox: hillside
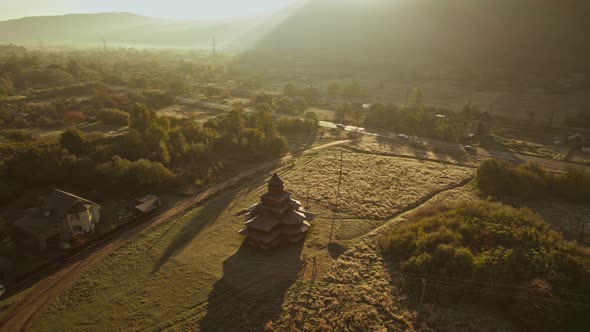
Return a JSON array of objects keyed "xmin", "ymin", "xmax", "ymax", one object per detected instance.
[
  {"xmin": 254, "ymin": 0, "xmax": 590, "ymax": 69},
  {"xmin": 0, "ymin": 12, "xmax": 269, "ymax": 49}
]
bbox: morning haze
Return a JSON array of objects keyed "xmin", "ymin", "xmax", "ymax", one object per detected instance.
[{"xmin": 0, "ymin": 0, "xmax": 589, "ymax": 331}]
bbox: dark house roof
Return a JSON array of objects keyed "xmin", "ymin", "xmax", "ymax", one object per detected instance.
[
  {"xmin": 14, "ymin": 213, "xmax": 60, "ymax": 238},
  {"xmin": 45, "ymin": 189, "xmax": 97, "ymax": 218}
]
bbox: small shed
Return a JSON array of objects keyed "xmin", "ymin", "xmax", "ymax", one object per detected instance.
[{"xmin": 133, "ymin": 195, "xmax": 162, "ymax": 215}]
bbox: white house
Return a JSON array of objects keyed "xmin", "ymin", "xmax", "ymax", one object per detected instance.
[{"xmin": 13, "ymin": 189, "xmax": 101, "ymax": 250}]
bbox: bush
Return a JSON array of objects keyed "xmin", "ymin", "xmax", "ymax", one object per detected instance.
[
  {"xmin": 95, "ymin": 156, "xmax": 174, "ymax": 192},
  {"xmin": 277, "ymin": 116, "xmax": 318, "ymax": 133},
  {"xmin": 379, "ymin": 200, "xmax": 590, "ymax": 330},
  {"xmin": 476, "ymin": 159, "xmax": 590, "ymax": 203},
  {"xmin": 0, "ymin": 129, "xmax": 34, "ymax": 142},
  {"xmin": 97, "ymin": 108, "xmax": 130, "ymax": 126}
]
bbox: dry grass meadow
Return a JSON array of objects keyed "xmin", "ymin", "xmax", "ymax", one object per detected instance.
[
  {"xmin": 29, "ymin": 148, "xmax": 479, "ymax": 331},
  {"xmin": 284, "ymin": 149, "xmax": 475, "ymax": 219},
  {"xmin": 267, "ymin": 185, "xmax": 518, "ymax": 332}
]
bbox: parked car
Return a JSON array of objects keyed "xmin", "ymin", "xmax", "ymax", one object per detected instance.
[
  {"xmin": 336, "ymin": 124, "xmax": 346, "ymax": 130},
  {"xmin": 398, "ymin": 134, "xmax": 409, "ymax": 140},
  {"xmin": 464, "ymin": 145, "xmax": 477, "ymax": 154}
]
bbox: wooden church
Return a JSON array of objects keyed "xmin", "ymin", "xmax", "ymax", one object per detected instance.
[{"xmin": 239, "ymin": 173, "xmax": 316, "ymax": 249}]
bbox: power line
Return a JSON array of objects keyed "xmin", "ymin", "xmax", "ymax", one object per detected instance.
[{"xmin": 400, "ymin": 275, "xmax": 590, "ymax": 307}]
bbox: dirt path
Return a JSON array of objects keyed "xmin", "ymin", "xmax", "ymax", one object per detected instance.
[{"xmin": 0, "ymin": 140, "xmax": 349, "ymax": 332}]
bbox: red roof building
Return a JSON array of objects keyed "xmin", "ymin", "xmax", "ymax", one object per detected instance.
[{"xmin": 239, "ymin": 173, "xmax": 316, "ymax": 249}]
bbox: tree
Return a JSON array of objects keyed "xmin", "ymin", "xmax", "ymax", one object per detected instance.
[
  {"xmin": 335, "ymin": 103, "xmax": 351, "ymax": 123},
  {"xmin": 60, "ymin": 128, "xmax": 88, "ymax": 155},
  {"xmin": 97, "ymin": 108, "xmax": 130, "ymax": 126},
  {"xmin": 350, "ymin": 107, "xmax": 366, "ymax": 128},
  {"xmin": 294, "ymin": 97, "xmax": 308, "ymax": 113},
  {"xmin": 0, "ymin": 75, "xmax": 15, "ymax": 97},
  {"xmin": 255, "ymin": 104, "xmax": 275, "ymax": 140},
  {"xmin": 222, "ymin": 108, "xmax": 244, "ymax": 134},
  {"xmin": 283, "ymin": 83, "xmax": 298, "ymax": 97},
  {"xmin": 158, "ymin": 140, "xmax": 171, "ymax": 165},
  {"xmin": 276, "ymin": 97, "xmax": 295, "ymax": 114},
  {"xmin": 303, "ymin": 111, "xmax": 320, "ymax": 127},
  {"xmin": 130, "ymin": 103, "xmax": 156, "ymax": 133}
]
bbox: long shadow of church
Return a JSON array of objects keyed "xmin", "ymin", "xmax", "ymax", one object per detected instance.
[{"xmin": 199, "ymin": 241, "xmax": 304, "ymax": 332}]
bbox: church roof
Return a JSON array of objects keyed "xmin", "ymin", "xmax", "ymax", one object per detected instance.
[
  {"xmin": 269, "ymin": 173, "xmax": 284, "ymax": 187},
  {"xmin": 245, "ymin": 213, "xmax": 281, "ymax": 233},
  {"xmin": 238, "ymin": 227, "xmax": 280, "ymax": 244}
]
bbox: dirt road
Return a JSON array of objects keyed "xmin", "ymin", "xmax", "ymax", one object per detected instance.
[{"xmin": 0, "ymin": 140, "xmax": 348, "ymax": 332}]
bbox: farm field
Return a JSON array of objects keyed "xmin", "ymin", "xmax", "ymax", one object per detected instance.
[{"xmin": 27, "ymin": 148, "xmax": 476, "ymax": 331}]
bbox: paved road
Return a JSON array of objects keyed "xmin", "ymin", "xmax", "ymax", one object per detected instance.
[{"xmin": 0, "ymin": 140, "xmax": 349, "ymax": 332}]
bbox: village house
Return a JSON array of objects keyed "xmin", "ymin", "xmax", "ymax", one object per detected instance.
[{"xmin": 13, "ymin": 189, "xmax": 101, "ymax": 250}]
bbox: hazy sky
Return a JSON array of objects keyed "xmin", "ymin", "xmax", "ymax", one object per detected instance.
[{"xmin": 0, "ymin": 0, "xmax": 301, "ymax": 21}]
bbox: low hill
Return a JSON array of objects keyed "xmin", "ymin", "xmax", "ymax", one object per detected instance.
[
  {"xmin": 0, "ymin": 12, "xmax": 272, "ymax": 49},
  {"xmin": 254, "ymin": 0, "xmax": 590, "ymax": 69}
]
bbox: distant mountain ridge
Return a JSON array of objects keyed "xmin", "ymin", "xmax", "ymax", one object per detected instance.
[{"xmin": 0, "ymin": 12, "xmax": 272, "ymax": 49}]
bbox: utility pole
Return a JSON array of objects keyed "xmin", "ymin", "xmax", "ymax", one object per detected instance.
[
  {"xmin": 579, "ymin": 209, "xmax": 588, "ymax": 245},
  {"xmin": 211, "ymin": 37, "xmax": 216, "ymax": 56},
  {"xmin": 329, "ymin": 152, "xmax": 343, "ymax": 244},
  {"xmin": 418, "ymin": 275, "xmax": 427, "ymax": 312}
]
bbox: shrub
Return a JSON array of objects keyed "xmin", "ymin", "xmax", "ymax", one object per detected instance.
[
  {"xmin": 379, "ymin": 200, "xmax": 590, "ymax": 329},
  {"xmin": 476, "ymin": 159, "xmax": 590, "ymax": 203},
  {"xmin": 97, "ymin": 108, "xmax": 130, "ymax": 126},
  {"xmin": 277, "ymin": 116, "xmax": 318, "ymax": 133},
  {"xmin": 0, "ymin": 129, "xmax": 34, "ymax": 142}
]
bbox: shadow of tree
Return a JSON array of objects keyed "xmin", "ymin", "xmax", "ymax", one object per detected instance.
[
  {"xmin": 199, "ymin": 241, "xmax": 304, "ymax": 331},
  {"xmin": 151, "ymin": 191, "xmax": 237, "ymax": 273},
  {"xmin": 285, "ymin": 132, "xmax": 316, "ymax": 159}
]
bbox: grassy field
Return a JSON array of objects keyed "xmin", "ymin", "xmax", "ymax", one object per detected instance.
[
  {"xmin": 267, "ymin": 185, "xmax": 518, "ymax": 332},
  {"xmin": 26, "ymin": 148, "xmax": 476, "ymax": 331},
  {"xmin": 284, "ymin": 149, "xmax": 474, "ymax": 219}
]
